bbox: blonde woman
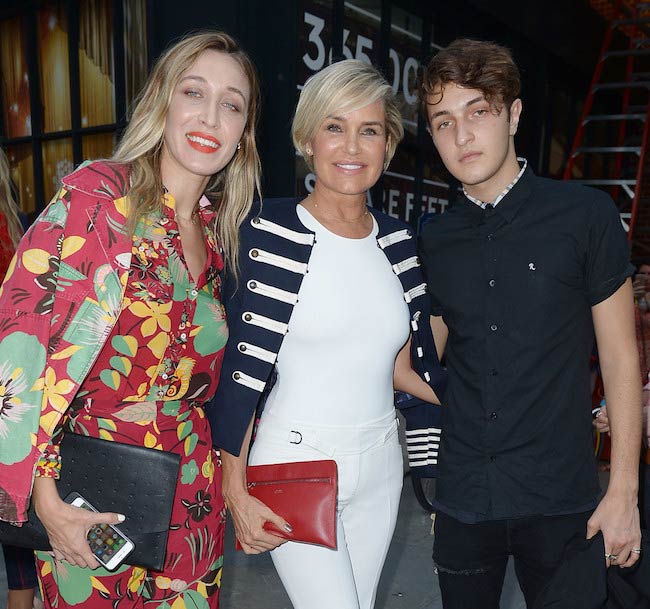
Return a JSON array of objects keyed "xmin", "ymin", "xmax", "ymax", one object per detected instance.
[
  {"xmin": 210, "ymin": 60, "xmax": 445, "ymax": 609},
  {"xmin": 0, "ymin": 31, "xmax": 260, "ymax": 609}
]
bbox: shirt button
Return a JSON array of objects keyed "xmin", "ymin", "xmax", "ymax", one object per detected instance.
[
  {"xmin": 490, "ymin": 412, "xmax": 498, "ymax": 420},
  {"xmin": 490, "ymin": 324, "xmax": 498, "ymax": 332},
  {"xmin": 244, "ymin": 313, "xmax": 252, "ymax": 321},
  {"xmin": 249, "ymin": 281, "xmax": 257, "ymax": 289},
  {"xmin": 489, "ymin": 455, "xmax": 496, "ymax": 462},
  {"xmin": 489, "ymin": 279, "xmax": 496, "ymax": 287},
  {"xmin": 487, "ymin": 234, "xmax": 493, "ymax": 241},
  {"xmin": 191, "ymin": 289, "xmax": 198, "ymax": 296},
  {"xmin": 239, "ymin": 344, "xmax": 247, "ymax": 352},
  {"xmin": 161, "ymin": 373, "xmax": 168, "ymax": 380},
  {"xmin": 252, "ymin": 217, "xmax": 260, "ymax": 224},
  {"xmin": 251, "ymin": 249, "xmax": 259, "ymax": 258},
  {"xmin": 233, "ymin": 372, "xmax": 241, "ymax": 380}
]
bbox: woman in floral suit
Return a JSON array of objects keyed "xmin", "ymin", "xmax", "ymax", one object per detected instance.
[{"xmin": 0, "ymin": 31, "xmax": 261, "ymax": 609}]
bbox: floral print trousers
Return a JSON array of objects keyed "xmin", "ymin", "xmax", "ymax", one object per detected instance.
[{"xmin": 36, "ymin": 401, "xmax": 225, "ymax": 609}]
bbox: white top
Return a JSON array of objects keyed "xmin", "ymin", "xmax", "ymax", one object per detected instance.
[{"xmin": 263, "ymin": 205, "xmax": 410, "ymax": 426}]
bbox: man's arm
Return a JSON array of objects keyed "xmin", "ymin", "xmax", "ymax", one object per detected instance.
[{"xmin": 588, "ymin": 278, "xmax": 642, "ymax": 567}]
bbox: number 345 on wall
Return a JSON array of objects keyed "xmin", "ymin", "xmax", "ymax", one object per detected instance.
[{"xmin": 302, "ymin": 11, "xmax": 418, "ymax": 105}]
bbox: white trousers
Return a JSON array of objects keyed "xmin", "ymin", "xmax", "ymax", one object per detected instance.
[{"xmin": 249, "ymin": 410, "xmax": 403, "ymax": 609}]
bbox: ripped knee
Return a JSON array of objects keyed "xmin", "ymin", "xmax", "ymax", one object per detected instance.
[{"xmin": 433, "ymin": 562, "xmax": 489, "ymax": 576}]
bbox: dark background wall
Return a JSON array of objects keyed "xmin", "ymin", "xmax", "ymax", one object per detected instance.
[{"xmin": 0, "ymin": 0, "xmax": 609, "ymax": 217}]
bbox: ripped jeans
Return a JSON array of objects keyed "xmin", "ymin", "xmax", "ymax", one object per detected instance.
[{"xmin": 432, "ymin": 509, "xmax": 593, "ymax": 609}]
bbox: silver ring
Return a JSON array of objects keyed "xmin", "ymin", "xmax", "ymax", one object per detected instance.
[
  {"xmin": 632, "ymin": 548, "xmax": 642, "ymax": 554},
  {"xmin": 605, "ymin": 553, "xmax": 618, "ymax": 560}
]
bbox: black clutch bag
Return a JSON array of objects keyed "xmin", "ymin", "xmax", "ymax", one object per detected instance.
[{"xmin": 0, "ymin": 433, "xmax": 180, "ymax": 571}]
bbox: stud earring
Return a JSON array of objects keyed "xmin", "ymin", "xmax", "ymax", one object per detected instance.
[
  {"xmin": 305, "ymin": 145, "xmax": 312, "ymax": 155},
  {"xmin": 237, "ymin": 142, "xmax": 241, "ymax": 150}
]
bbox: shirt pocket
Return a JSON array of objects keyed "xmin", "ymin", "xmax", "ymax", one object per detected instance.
[{"xmin": 503, "ymin": 239, "xmax": 584, "ymax": 338}]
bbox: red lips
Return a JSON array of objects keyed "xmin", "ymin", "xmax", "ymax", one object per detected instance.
[{"xmin": 186, "ymin": 132, "xmax": 221, "ymax": 154}]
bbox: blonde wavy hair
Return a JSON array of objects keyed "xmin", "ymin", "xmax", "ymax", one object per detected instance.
[
  {"xmin": 292, "ymin": 59, "xmax": 404, "ymax": 171},
  {"xmin": 112, "ymin": 30, "xmax": 261, "ymax": 275},
  {"xmin": 0, "ymin": 148, "xmax": 24, "ymax": 248}
]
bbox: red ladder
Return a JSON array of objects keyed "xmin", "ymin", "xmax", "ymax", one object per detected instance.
[{"xmin": 564, "ymin": 0, "xmax": 650, "ymax": 248}]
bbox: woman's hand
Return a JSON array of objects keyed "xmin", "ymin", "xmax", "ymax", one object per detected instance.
[
  {"xmin": 32, "ymin": 477, "xmax": 125, "ymax": 569},
  {"xmin": 220, "ymin": 417, "xmax": 291, "ymax": 555},
  {"xmin": 224, "ymin": 488, "xmax": 290, "ymax": 554},
  {"xmin": 593, "ymin": 405, "xmax": 611, "ymax": 434}
]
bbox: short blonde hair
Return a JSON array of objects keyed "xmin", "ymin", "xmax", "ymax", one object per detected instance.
[
  {"xmin": 292, "ymin": 59, "xmax": 404, "ymax": 171},
  {"xmin": 113, "ymin": 30, "xmax": 261, "ymax": 275}
]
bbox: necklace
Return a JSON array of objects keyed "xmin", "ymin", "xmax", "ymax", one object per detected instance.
[
  {"xmin": 162, "ymin": 184, "xmax": 201, "ymax": 225},
  {"xmin": 311, "ymin": 199, "xmax": 369, "ymax": 224},
  {"xmin": 174, "ymin": 206, "xmax": 200, "ymax": 225}
]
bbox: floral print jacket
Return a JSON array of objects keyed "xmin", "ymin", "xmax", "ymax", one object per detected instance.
[{"xmin": 0, "ymin": 161, "xmax": 212, "ymax": 524}]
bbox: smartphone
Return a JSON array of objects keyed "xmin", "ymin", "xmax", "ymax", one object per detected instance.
[{"xmin": 64, "ymin": 492, "xmax": 135, "ymax": 570}]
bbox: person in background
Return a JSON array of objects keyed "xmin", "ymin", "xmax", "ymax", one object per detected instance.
[
  {"xmin": 0, "ymin": 147, "xmax": 42, "ymax": 609},
  {"xmin": 594, "ymin": 261, "xmax": 650, "ymax": 529},
  {"xmin": 0, "ymin": 30, "xmax": 260, "ymax": 609},
  {"xmin": 418, "ymin": 38, "xmax": 641, "ymax": 609},
  {"xmin": 209, "ymin": 59, "xmax": 445, "ymax": 609}
]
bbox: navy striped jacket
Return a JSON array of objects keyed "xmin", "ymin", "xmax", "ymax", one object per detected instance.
[{"xmin": 208, "ymin": 198, "xmax": 446, "ymax": 475}]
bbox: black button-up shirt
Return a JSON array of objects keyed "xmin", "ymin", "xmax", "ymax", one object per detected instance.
[{"xmin": 419, "ymin": 167, "xmax": 634, "ymax": 522}]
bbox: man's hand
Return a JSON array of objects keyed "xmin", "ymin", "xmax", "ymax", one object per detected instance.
[{"xmin": 587, "ymin": 490, "xmax": 641, "ymax": 568}]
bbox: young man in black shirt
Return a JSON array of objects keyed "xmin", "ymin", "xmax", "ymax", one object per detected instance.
[{"xmin": 418, "ymin": 39, "xmax": 642, "ymax": 608}]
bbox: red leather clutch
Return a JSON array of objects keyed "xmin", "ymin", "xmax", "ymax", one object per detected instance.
[{"xmin": 235, "ymin": 459, "xmax": 338, "ymax": 550}]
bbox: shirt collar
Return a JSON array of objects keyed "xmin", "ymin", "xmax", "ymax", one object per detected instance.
[{"xmin": 463, "ymin": 158, "xmax": 528, "ymax": 209}]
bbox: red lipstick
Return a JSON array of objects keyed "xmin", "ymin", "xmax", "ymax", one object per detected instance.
[{"xmin": 186, "ymin": 132, "xmax": 221, "ymax": 154}]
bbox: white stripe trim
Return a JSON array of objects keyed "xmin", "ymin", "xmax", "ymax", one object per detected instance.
[
  {"xmin": 407, "ymin": 444, "xmax": 440, "ymax": 452},
  {"xmin": 237, "ymin": 342, "xmax": 278, "ymax": 364},
  {"xmin": 406, "ymin": 427, "xmax": 442, "ymax": 436},
  {"xmin": 410, "ymin": 458, "xmax": 439, "ymax": 466},
  {"xmin": 251, "ymin": 216, "xmax": 315, "ymax": 245},
  {"xmin": 232, "ymin": 371, "xmax": 265, "ymax": 392},
  {"xmin": 404, "ymin": 283, "xmax": 427, "ymax": 303},
  {"xmin": 377, "ymin": 229, "xmax": 411, "ymax": 249},
  {"xmin": 247, "ymin": 280, "xmax": 298, "ymax": 305},
  {"xmin": 392, "ymin": 256, "xmax": 420, "ymax": 275},
  {"xmin": 242, "ymin": 311, "xmax": 288, "ymax": 335},
  {"xmin": 249, "ymin": 248, "xmax": 308, "ymax": 275}
]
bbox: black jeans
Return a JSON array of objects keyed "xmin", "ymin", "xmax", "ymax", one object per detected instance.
[
  {"xmin": 432, "ymin": 509, "xmax": 593, "ymax": 609},
  {"xmin": 2, "ymin": 544, "xmax": 37, "ymax": 589}
]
